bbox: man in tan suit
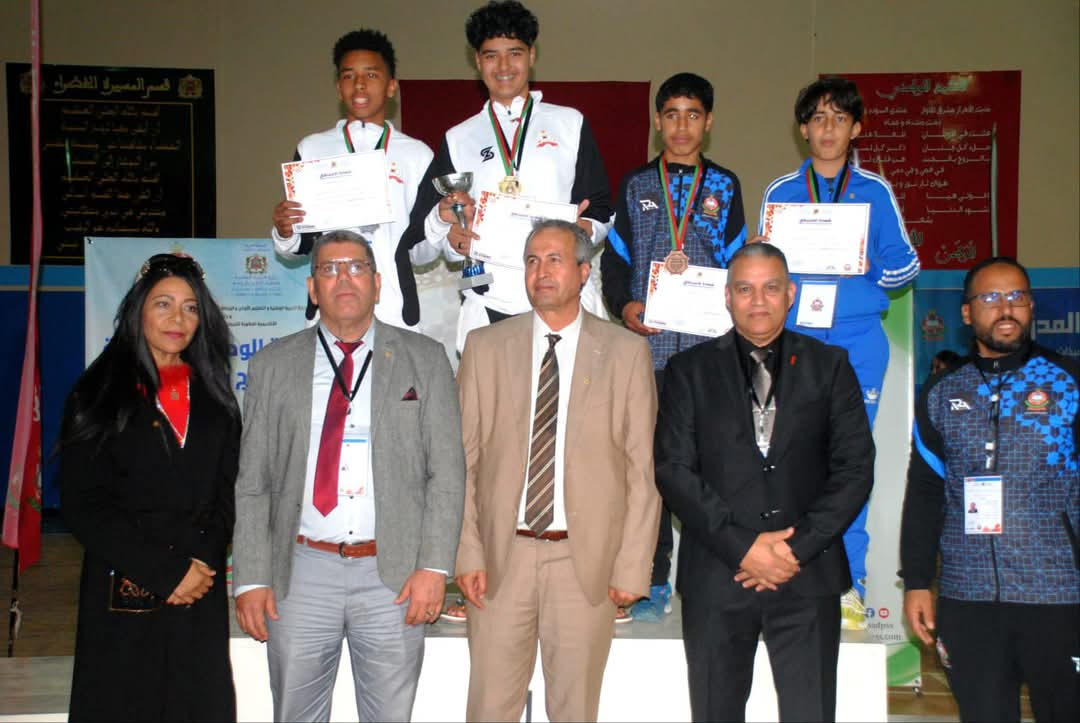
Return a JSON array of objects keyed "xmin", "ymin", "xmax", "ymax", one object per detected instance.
[{"xmin": 455, "ymin": 219, "xmax": 661, "ymax": 722}]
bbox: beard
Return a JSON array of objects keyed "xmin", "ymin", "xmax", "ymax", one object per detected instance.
[{"xmin": 974, "ymin": 314, "xmax": 1031, "ymax": 355}]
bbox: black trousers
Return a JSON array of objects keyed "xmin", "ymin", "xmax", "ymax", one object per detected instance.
[
  {"xmin": 682, "ymin": 590, "xmax": 841, "ymax": 722},
  {"xmin": 937, "ymin": 597, "xmax": 1080, "ymax": 722}
]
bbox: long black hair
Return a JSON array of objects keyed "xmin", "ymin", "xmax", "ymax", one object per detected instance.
[{"xmin": 58, "ymin": 253, "xmax": 239, "ymax": 450}]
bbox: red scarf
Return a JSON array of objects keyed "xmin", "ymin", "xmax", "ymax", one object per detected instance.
[{"xmin": 156, "ymin": 364, "xmax": 191, "ymax": 446}]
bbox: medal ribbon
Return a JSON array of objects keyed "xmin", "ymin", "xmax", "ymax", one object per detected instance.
[
  {"xmin": 658, "ymin": 159, "xmax": 703, "ymax": 252},
  {"xmin": 343, "ymin": 122, "xmax": 390, "ymax": 154},
  {"xmin": 487, "ymin": 94, "xmax": 534, "ymax": 177},
  {"xmin": 804, "ymin": 162, "xmax": 850, "ymax": 203}
]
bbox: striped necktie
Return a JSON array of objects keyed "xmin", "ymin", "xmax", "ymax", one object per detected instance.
[{"xmin": 525, "ymin": 333, "xmax": 560, "ymax": 533}]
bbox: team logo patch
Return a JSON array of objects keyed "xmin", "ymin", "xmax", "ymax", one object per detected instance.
[
  {"xmin": 864, "ymin": 388, "xmax": 880, "ymax": 405},
  {"xmin": 921, "ymin": 310, "xmax": 946, "ymax": 341},
  {"xmin": 536, "ymin": 130, "xmax": 558, "ymax": 148},
  {"xmin": 949, "ymin": 397, "xmax": 973, "ymax": 412},
  {"xmin": 1024, "ymin": 389, "xmax": 1050, "ymax": 413},
  {"xmin": 638, "ymin": 198, "xmax": 659, "ymax": 212},
  {"xmin": 245, "ymin": 255, "xmax": 268, "ymax": 274},
  {"xmin": 388, "ymin": 161, "xmax": 404, "ymax": 184},
  {"xmin": 702, "ymin": 194, "xmax": 720, "ymax": 217},
  {"xmin": 480, "ymin": 146, "xmax": 495, "ymax": 162}
]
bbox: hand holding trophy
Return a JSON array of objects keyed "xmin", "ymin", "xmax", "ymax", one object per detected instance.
[{"xmin": 433, "ymin": 172, "xmax": 494, "ymax": 291}]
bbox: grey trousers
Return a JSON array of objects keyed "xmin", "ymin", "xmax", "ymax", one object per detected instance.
[{"xmin": 266, "ymin": 544, "xmax": 425, "ymax": 722}]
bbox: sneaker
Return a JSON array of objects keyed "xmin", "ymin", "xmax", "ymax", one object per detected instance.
[
  {"xmin": 440, "ymin": 596, "xmax": 467, "ymax": 623},
  {"xmin": 628, "ymin": 582, "xmax": 672, "ymax": 624},
  {"xmin": 840, "ymin": 587, "xmax": 867, "ymax": 631},
  {"xmin": 615, "ymin": 606, "xmax": 633, "ymax": 624}
]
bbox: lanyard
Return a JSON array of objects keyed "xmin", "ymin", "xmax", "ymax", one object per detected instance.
[
  {"xmin": 342, "ymin": 122, "xmax": 390, "ymax": 154},
  {"xmin": 804, "ymin": 163, "xmax": 850, "ymax": 203},
  {"xmin": 974, "ymin": 366, "xmax": 1012, "ymax": 472},
  {"xmin": 487, "ymin": 94, "xmax": 535, "ymax": 176},
  {"xmin": 318, "ymin": 329, "xmax": 373, "ymax": 406},
  {"xmin": 658, "ymin": 160, "xmax": 703, "ymax": 252}
]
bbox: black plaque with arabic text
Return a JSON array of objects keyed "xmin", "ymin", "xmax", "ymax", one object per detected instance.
[{"xmin": 6, "ymin": 63, "xmax": 215, "ymax": 264}]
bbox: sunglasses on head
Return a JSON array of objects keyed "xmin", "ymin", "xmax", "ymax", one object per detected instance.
[{"xmin": 138, "ymin": 253, "xmax": 205, "ymax": 280}]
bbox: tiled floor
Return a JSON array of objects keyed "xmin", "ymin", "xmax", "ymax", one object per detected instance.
[{"xmin": 1, "ymin": 531, "xmax": 1034, "ymax": 721}]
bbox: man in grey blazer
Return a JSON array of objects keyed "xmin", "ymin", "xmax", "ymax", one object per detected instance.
[{"xmin": 232, "ymin": 229, "xmax": 465, "ymax": 722}]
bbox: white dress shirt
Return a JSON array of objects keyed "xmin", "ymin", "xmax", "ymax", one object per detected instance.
[{"xmin": 516, "ymin": 307, "xmax": 583, "ymax": 531}]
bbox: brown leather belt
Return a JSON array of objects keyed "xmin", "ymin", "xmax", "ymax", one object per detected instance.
[
  {"xmin": 515, "ymin": 529, "xmax": 568, "ymax": 541},
  {"xmin": 296, "ymin": 535, "xmax": 376, "ymax": 558}
]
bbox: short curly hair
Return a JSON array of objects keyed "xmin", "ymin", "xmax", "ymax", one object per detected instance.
[
  {"xmin": 465, "ymin": 1, "xmax": 539, "ymax": 50},
  {"xmin": 333, "ymin": 29, "xmax": 397, "ymax": 78}
]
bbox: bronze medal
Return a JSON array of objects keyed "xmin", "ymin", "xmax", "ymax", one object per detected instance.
[
  {"xmin": 498, "ymin": 175, "xmax": 522, "ymax": 196},
  {"xmin": 664, "ymin": 249, "xmax": 690, "ymax": 274}
]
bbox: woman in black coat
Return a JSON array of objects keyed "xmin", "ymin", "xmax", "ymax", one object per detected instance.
[{"xmin": 58, "ymin": 253, "xmax": 240, "ymax": 721}]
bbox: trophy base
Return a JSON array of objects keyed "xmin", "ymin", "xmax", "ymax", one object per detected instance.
[{"xmin": 459, "ymin": 272, "xmax": 494, "ymax": 290}]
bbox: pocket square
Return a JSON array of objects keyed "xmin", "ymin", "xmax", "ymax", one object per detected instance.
[{"xmin": 402, "ymin": 387, "xmax": 419, "ymax": 401}]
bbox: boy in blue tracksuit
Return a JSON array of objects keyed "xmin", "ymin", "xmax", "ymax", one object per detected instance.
[
  {"xmin": 602, "ymin": 72, "xmax": 746, "ymax": 621},
  {"xmin": 757, "ymin": 77, "xmax": 920, "ymax": 629}
]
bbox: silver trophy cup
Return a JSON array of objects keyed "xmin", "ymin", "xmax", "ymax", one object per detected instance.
[{"xmin": 432, "ymin": 172, "xmax": 494, "ymax": 290}]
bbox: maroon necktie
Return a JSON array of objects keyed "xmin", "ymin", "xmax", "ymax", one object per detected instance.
[{"xmin": 313, "ymin": 340, "xmax": 362, "ymax": 516}]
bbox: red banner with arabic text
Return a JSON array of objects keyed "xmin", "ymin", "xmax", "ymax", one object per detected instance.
[{"xmin": 843, "ymin": 71, "xmax": 1020, "ymax": 269}]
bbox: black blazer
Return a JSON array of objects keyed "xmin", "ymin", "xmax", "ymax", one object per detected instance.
[{"xmin": 655, "ymin": 329, "xmax": 874, "ymax": 602}]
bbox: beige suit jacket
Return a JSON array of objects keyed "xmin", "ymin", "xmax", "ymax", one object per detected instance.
[{"xmin": 456, "ymin": 311, "xmax": 661, "ymax": 606}]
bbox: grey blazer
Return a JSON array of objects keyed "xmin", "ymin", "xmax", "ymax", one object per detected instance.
[{"xmin": 232, "ymin": 320, "xmax": 465, "ymax": 599}]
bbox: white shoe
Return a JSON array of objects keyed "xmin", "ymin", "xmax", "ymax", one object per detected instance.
[{"xmin": 840, "ymin": 587, "xmax": 868, "ymax": 631}]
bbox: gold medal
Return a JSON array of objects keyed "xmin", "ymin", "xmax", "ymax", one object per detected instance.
[
  {"xmin": 498, "ymin": 175, "xmax": 522, "ymax": 196},
  {"xmin": 664, "ymin": 249, "xmax": 690, "ymax": 274}
]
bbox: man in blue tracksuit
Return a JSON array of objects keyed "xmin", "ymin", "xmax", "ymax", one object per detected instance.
[
  {"xmin": 901, "ymin": 257, "xmax": 1079, "ymax": 721},
  {"xmin": 757, "ymin": 77, "xmax": 920, "ymax": 629},
  {"xmin": 602, "ymin": 72, "xmax": 746, "ymax": 621}
]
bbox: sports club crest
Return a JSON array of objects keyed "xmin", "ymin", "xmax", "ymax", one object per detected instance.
[
  {"xmin": 536, "ymin": 130, "xmax": 558, "ymax": 148},
  {"xmin": 921, "ymin": 309, "xmax": 945, "ymax": 341},
  {"xmin": 702, "ymin": 194, "xmax": 720, "ymax": 218},
  {"xmin": 245, "ymin": 254, "xmax": 268, "ymax": 275},
  {"xmin": 1024, "ymin": 389, "xmax": 1050, "ymax": 413}
]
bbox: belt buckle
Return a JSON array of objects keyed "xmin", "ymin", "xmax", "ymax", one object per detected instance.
[{"xmin": 338, "ymin": 541, "xmax": 348, "ymax": 558}]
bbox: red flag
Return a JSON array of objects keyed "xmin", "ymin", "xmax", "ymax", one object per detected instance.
[
  {"xmin": 3, "ymin": 337, "xmax": 42, "ymax": 572},
  {"xmin": 3, "ymin": 0, "xmax": 43, "ymax": 572}
]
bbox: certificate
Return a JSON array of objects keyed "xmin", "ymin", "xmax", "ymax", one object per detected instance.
[
  {"xmin": 643, "ymin": 262, "xmax": 732, "ymax": 337},
  {"xmin": 281, "ymin": 150, "xmax": 393, "ymax": 233},
  {"xmin": 760, "ymin": 202, "xmax": 870, "ymax": 275},
  {"xmin": 470, "ymin": 191, "xmax": 578, "ymax": 269}
]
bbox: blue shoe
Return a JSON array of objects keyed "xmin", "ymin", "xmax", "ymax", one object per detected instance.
[{"xmin": 629, "ymin": 582, "xmax": 672, "ymax": 623}]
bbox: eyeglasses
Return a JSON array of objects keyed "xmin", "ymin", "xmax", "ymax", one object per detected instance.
[
  {"xmin": 965, "ymin": 289, "xmax": 1031, "ymax": 308},
  {"xmin": 139, "ymin": 253, "xmax": 205, "ymax": 279},
  {"xmin": 314, "ymin": 258, "xmax": 373, "ymax": 278}
]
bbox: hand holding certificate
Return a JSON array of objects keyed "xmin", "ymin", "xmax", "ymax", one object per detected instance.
[
  {"xmin": 760, "ymin": 202, "xmax": 870, "ymax": 275},
  {"xmin": 643, "ymin": 262, "xmax": 732, "ymax": 338},
  {"xmin": 470, "ymin": 191, "xmax": 578, "ymax": 270},
  {"xmin": 281, "ymin": 150, "xmax": 393, "ymax": 233}
]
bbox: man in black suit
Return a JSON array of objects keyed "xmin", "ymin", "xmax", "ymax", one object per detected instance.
[{"xmin": 655, "ymin": 242, "xmax": 874, "ymax": 722}]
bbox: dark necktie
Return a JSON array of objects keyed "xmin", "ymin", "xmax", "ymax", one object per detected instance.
[
  {"xmin": 751, "ymin": 348, "xmax": 775, "ymax": 453},
  {"xmin": 525, "ymin": 333, "xmax": 560, "ymax": 534},
  {"xmin": 313, "ymin": 340, "xmax": 362, "ymax": 516}
]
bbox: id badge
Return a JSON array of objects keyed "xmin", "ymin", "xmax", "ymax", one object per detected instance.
[
  {"xmin": 795, "ymin": 281, "xmax": 837, "ymax": 329},
  {"xmin": 963, "ymin": 475, "xmax": 1003, "ymax": 534},
  {"xmin": 338, "ymin": 435, "xmax": 370, "ymax": 497}
]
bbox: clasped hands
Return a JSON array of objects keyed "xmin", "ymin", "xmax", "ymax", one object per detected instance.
[
  {"xmin": 733, "ymin": 527, "xmax": 801, "ymax": 592},
  {"xmin": 167, "ymin": 558, "xmax": 216, "ymax": 606}
]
